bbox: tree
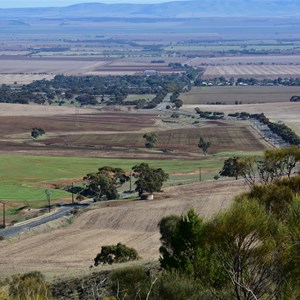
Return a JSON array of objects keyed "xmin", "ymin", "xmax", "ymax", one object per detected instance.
[
  {"xmin": 159, "ymin": 209, "xmax": 205, "ymax": 276},
  {"xmin": 159, "ymin": 209, "xmax": 227, "ymax": 290},
  {"xmin": 198, "ymin": 136, "xmax": 211, "ymax": 155},
  {"xmin": 132, "ymin": 163, "xmax": 168, "ymax": 196},
  {"xmin": 219, "ymin": 156, "xmax": 243, "ymax": 180},
  {"xmin": 264, "ymin": 146, "xmax": 300, "ymax": 179},
  {"xmin": 143, "ymin": 132, "xmax": 158, "ymax": 149},
  {"xmin": 174, "ymin": 99, "xmax": 183, "ymax": 109},
  {"xmin": 31, "ymin": 127, "xmax": 45, "ymax": 139},
  {"xmin": 222, "ymin": 147, "xmax": 300, "ymax": 187},
  {"xmin": 208, "ymin": 200, "xmax": 283, "ymax": 300},
  {"xmin": 84, "ymin": 166, "xmax": 129, "ymax": 200}
]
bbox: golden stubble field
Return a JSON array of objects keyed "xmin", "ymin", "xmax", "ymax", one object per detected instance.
[{"xmin": 0, "ymin": 179, "xmax": 246, "ymax": 275}]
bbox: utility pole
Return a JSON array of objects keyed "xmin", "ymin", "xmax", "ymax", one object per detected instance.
[
  {"xmin": 199, "ymin": 167, "xmax": 202, "ymax": 182},
  {"xmin": 72, "ymin": 182, "xmax": 74, "ymax": 204},
  {"xmin": 45, "ymin": 189, "xmax": 51, "ymax": 213},
  {"xmin": 129, "ymin": 172, "xmax": 132, "ymax": 192},
  {"xmin": 98, "ymin": 185, "xmax": 101, "ymax": 201},
  {"xmin": 1, "ymin": 202, "xmax": 6, "ymax": 229}
]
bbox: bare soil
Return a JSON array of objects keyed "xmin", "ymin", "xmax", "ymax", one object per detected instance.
[{"xmin": 0, "ymin": 108, "xmax": 266, "ymax": 159}]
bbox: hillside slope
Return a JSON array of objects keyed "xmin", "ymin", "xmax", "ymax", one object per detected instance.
[{"xmin": 0, "ymin": 180, "xmax": 244, "ymax": 273}]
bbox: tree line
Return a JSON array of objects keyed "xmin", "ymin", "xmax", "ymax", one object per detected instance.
[
  {"xmin": 0, "ymin": 66, "xmax": 200, "ymax": 108},
  {"xmin": 228, "ymin": 112, "xmax": 300, "ymax": 145}
]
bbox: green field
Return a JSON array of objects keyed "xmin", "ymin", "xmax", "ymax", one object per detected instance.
[
  {"xmin": 124, "ymin": 94, "xmax": 155, "ymax": 101},
  {"xmin": 0, "ymin": 154, "xmax": 223, "ymax": 205}
]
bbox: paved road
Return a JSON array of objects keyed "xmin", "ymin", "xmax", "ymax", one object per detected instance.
[
  {"xmin": 0, "ymin": 203, "xmax": 90, "ymax": 238},
  {"xmin": 155, "ymin": 93, "xmax": 172, "ymax": 111}
]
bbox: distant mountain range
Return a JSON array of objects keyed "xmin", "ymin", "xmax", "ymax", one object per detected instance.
[{"xmin": 1, "ymin": 0, "xmax": 300, "ymax": 19}]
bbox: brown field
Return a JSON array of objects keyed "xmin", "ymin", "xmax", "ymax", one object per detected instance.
[
  {"xmin": 0, "ymin": 74, "xmax": 55, "ymax": 85},
  {"xmin": 183, "ymin": 102, "xmax": 300, "ymax": 135},
  {"xmin": 0, "ymin": 179, "xmax": 246, "ymax": 274},
  {"xmin": 181, "ymin": 86, "xmax": 300, "ymax": 105},
  {"xmin": 203, "ymin": 64, "xmax": 300, "ymax": 79},
  {"xmin": 0, "ymin": 58, "xmax": 109, "ymax": 76},
  {"xmin": 0, "ymin": 103, "xmax": 96, "ymax": 117},
  {"xmin": 0, "ymin": 108, "xmax": 265, "ymax": 158},
  {"xmin": 0, "ymin": 56, "xmax": 184, "ymax": 81},
  {"xmin": 44, "ymin": 123, "xmax": 265, "ymax": 155}
]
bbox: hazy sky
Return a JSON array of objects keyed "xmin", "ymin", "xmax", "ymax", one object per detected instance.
[{"xmin": 0, "ymin": 0, "xmax": 185, "ymax": 8}]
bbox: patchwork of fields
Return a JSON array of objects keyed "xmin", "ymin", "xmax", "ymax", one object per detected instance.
[{"xmin": 0, "ymin": 105, "xmax": 266, "ymax": 226}]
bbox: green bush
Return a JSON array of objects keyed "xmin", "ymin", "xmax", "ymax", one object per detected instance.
[{"xmin": 94, "ymin": 243, "xmax": 140, "ymax": 266}]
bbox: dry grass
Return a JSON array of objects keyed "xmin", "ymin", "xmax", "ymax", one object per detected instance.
[{"xmin": 0, "ymin": 179, "xmax": 245, "ymax": 275}]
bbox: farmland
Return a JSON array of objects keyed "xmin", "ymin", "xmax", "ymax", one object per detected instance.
[
  {"xmin": 0, "ymin": 154, "xmax": 222, "ymax": 202},
  {"xmin": 181, "ymin": 86, "xmax": 300, "ymax": 105},
  {"xmin": 0, "ymin": 103, "xmax": 266, "ymax": 226},
  {"xmin": 0, "ymin": 110, "xmax": 266, "ymax": 161},
  {"xmin": 203, "ymin": 65, "xmax": 300, "ymax": 79},
  {"xmin": 0, "ymin": 179, "xmax": 245, "ymax": 274},
  {"xmin": 2, "ymin": 3, "xmax": 300, "ymax": 282},
  {"xmin": 188, "ymin": 55, "xmax": 300, "ymax": 66},
  {"xmin": 43, "ymin": 124, "xmax": 265, "ymax": 154},
  {"xmin": 0, "ymin": 56, "xmax": 184, "ymax": 84}
]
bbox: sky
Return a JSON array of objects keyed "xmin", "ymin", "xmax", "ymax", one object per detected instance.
[{"xmin": 0, "ymin": 0, "xmax": 186, "ymax": 8}]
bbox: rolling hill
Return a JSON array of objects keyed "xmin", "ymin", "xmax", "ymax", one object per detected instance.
[{"xmin": 0, "ymin": 0, "xmax": 300, "ymax": 19}]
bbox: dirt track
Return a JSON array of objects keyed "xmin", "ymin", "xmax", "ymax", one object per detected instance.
[{"xmin": 0, "ymin": 179, "xmax": 246, "ymax": 274}]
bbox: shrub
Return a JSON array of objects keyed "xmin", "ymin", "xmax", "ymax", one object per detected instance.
[
  {"xmin": 108, "ymin": 266, "xmax": 150, "ymax": 299},
  {"xmin": 9, "ymin": 271, "xmax": 51, "ymax": 300},
  {"xmin": 94, "ymin": 243, "xmax": 140, "ymax": 266}
]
